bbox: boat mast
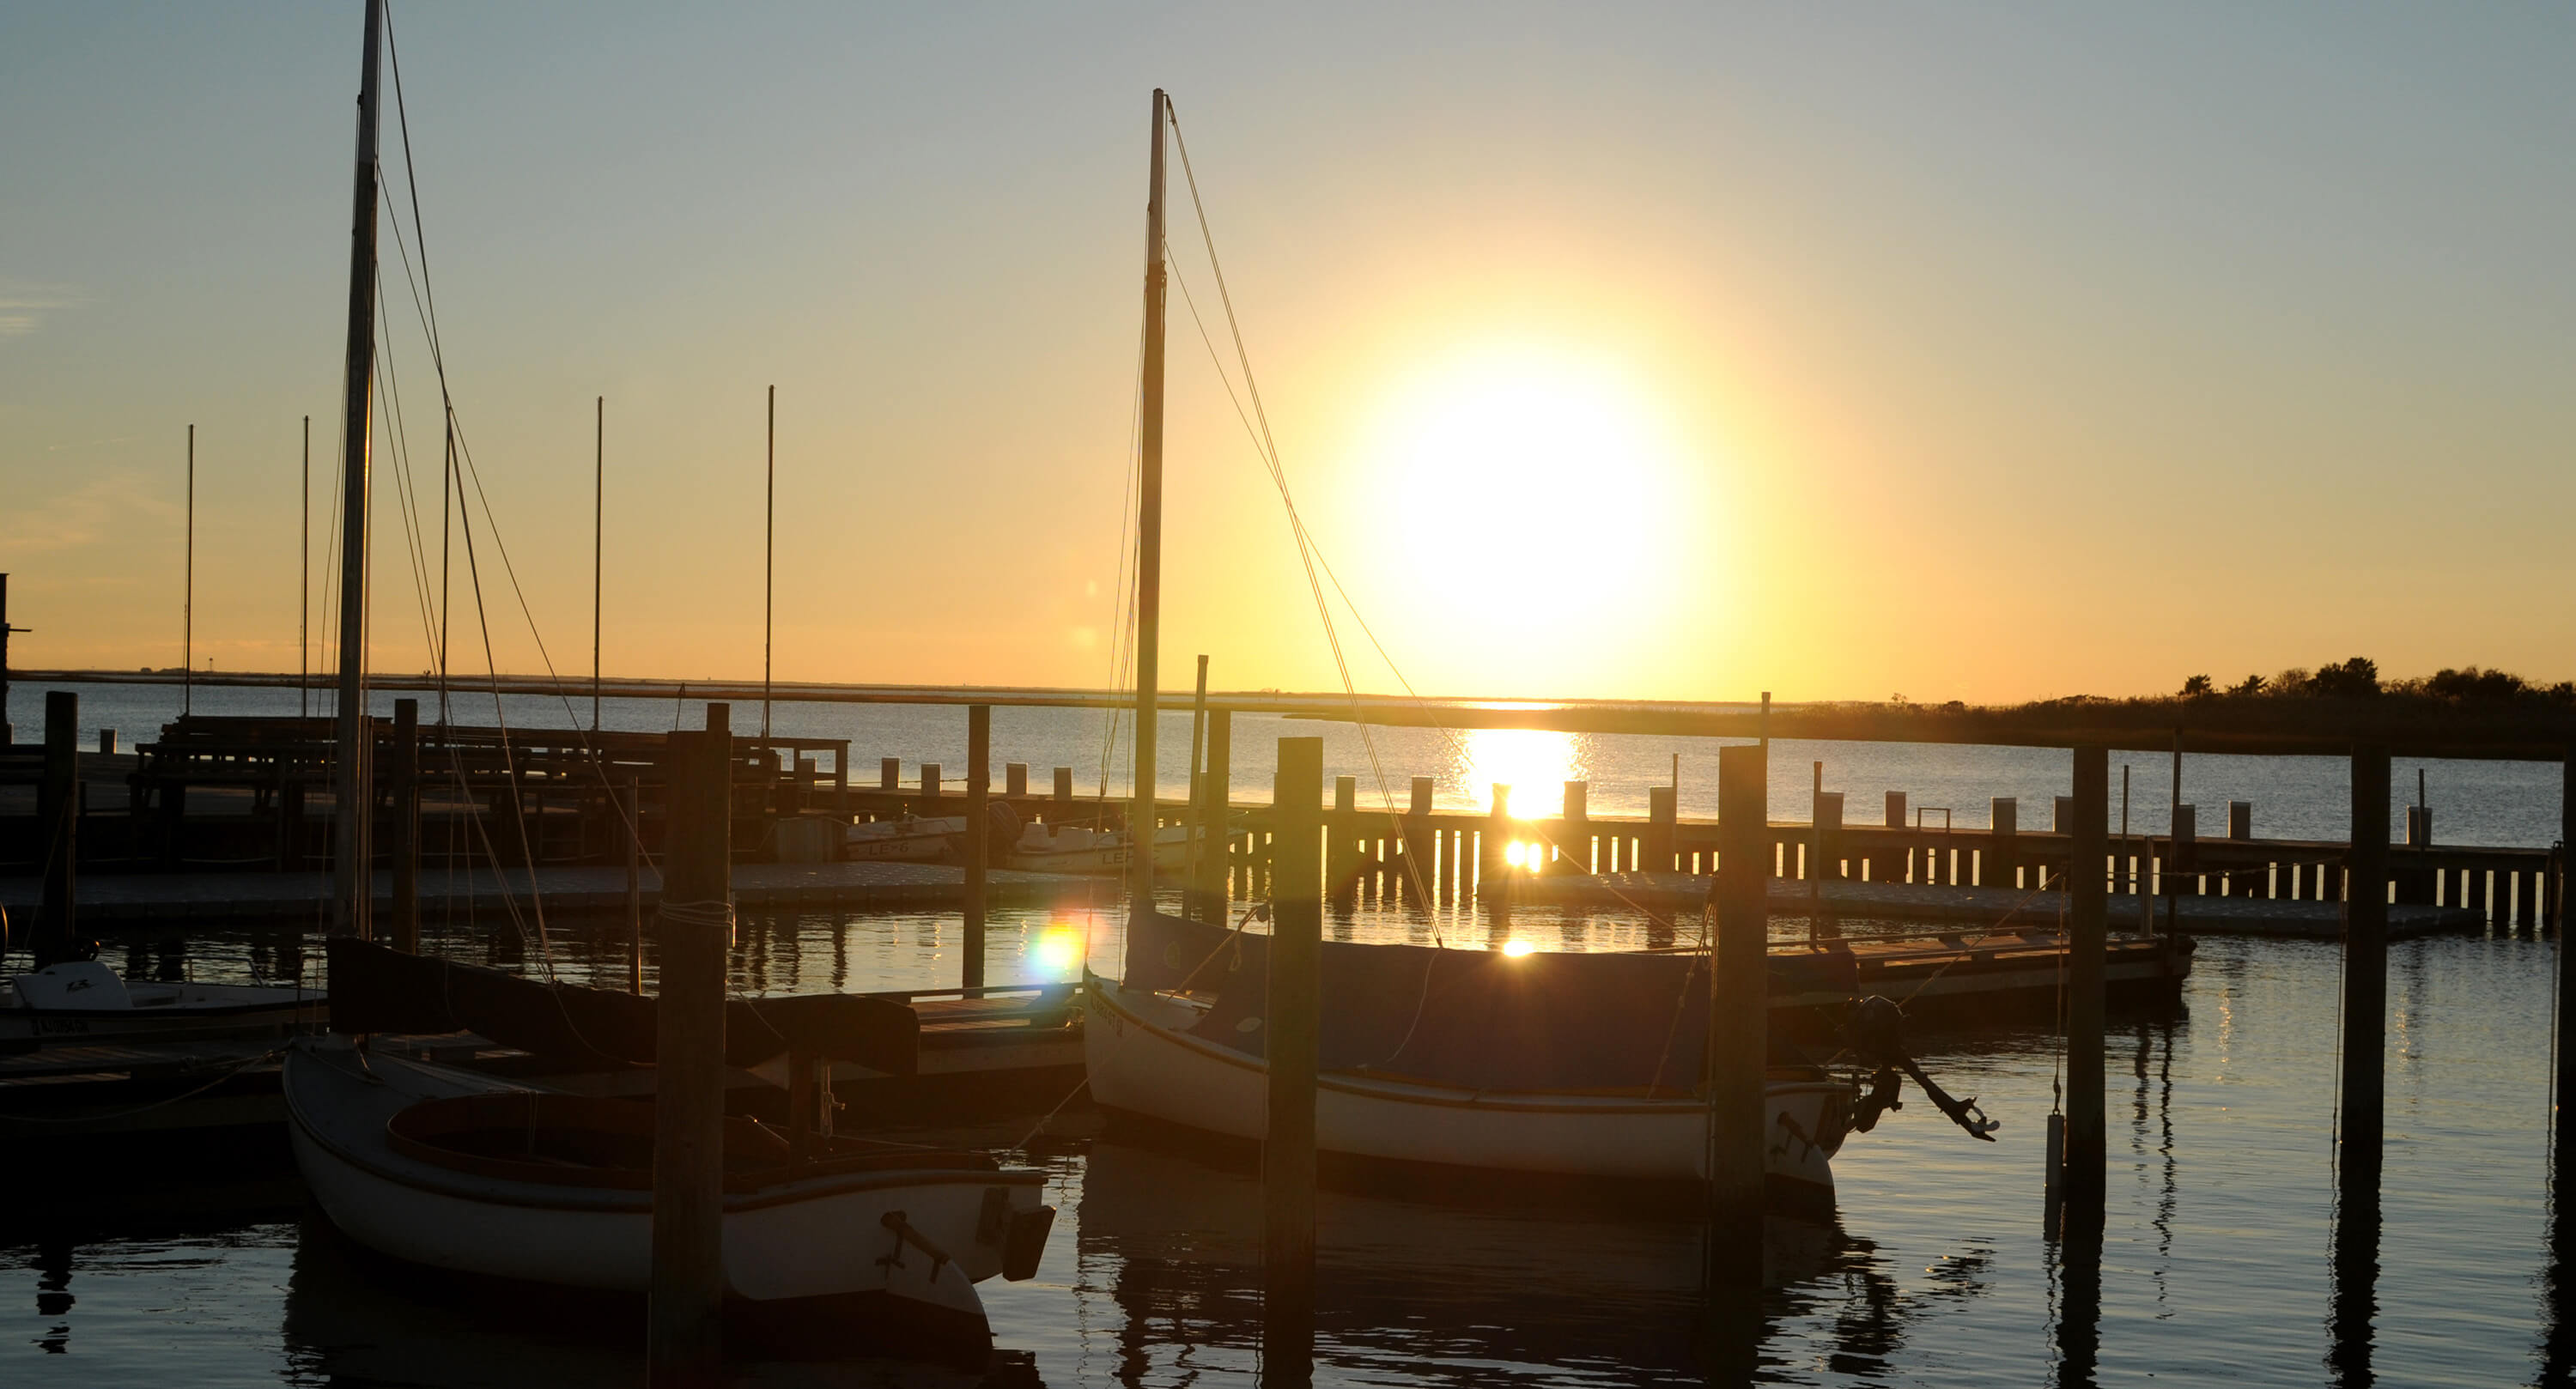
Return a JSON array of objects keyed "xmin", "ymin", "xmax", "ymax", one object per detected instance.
[
  {"xmin": 330, "ymin": 0, "xmax": 386, "ymax": 939},
  {"xmin": 1132, "ymin": 89, "xmax": 1170, "ymax": 927}
]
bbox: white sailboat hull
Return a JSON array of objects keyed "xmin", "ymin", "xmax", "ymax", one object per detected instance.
[
  {"xmin": 283, "ymin": 1040, "xmax": 1048, "ymax": 1338},
  {"xmin": 1083, "ymin": 978, "xmax": 1848, "ymax": 1199}
]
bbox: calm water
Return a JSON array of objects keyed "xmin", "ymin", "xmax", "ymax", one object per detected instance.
[
  {"xmin": 9, "ymin": 900, "xmax": 2573, "ymax": 1386},
  {"xmin": 9, "ymin": 679, "xmax": 2572, "ymax": 1384}
]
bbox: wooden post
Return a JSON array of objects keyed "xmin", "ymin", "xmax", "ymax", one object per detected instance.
[
  {"xmin": 1054, "ymin": 766, "xmax": 1074, "ymax": 807},
  {"xmin": 1006, "ymin": 762, "xmax": 1030, "ymax": 798},
  {"xmin": 964, "ymin": 705, "xmax": 989, "ymax": 990},
  {"xmin": 2555, "ymin": 747, "xmax": 2576, "ymax": 1169},
  {"xmin": 832, "ymin": 742, "xmax": 849, "ymax": 819},
  {"xmin": 879, "ymin": 756, "xmax": 900, "ymax": 792},
  {"xmin": 2063, "ymin": 746, "xmax": 2108, "ymax": 1217},
  {"xmin": 920, "ymin": 762, "xmax": 941, "ymax": 810},
  {"xmin": 1559, "ymin": 780, "xmax": 1589, "ymax": 875},
  {"xmin": 1263, "ymin": 735, "xmax": 1322, "ymax": 1382},
  {"xmin": 1647, "ymin": 784, "xmax": 1677, "ymax": 873},
  {"xmin": 35, "ymin": 689, "xmax": 77, "ymax": 968},
  {"xmin": 1328, "ymin": 775, "xmax": 1359, "ymax": 899},
  {"xmin": 1402, "ymin": 777, "xmax": 1434, "ymax": 898},
  {"xmin": 623, "ymin": 773, "xmax": 643, "ymax": 996},
  {"xmin": 1479, "ymin": 784, "xmax": 1512, "ymax": 894},
  {"xmin": 2340, "ymin": 744, "xmax": 2390, "ymax": 1185},
  {"xmin": 390, "ymin": 699, "xmax": 420, "ymax": 953},
  {"xmin": 1191, "ymin": 708, "xmax": 1231, "ymax": 919},
  {"xmin": 1988, "ymin": 797, "xmax": 2019, "ymax": 888},
  {"xmin": 1706, "ymin": 743, "xmax": 1768, "ymax": 1290},
  {"xmin": 648, "ymin": 715, "xmax": 733, "ymax": 1386}
]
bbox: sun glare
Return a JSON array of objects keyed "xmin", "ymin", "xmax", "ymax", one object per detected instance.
[
  {"xmin": 1501, "ymin": 939, "xmax": 1535, "ymax": 957},
  {"xmin": 1459, "ymin": 728, "xmax": 1583, "ymax": 818},
  {"xmin": 1372, "ymin": 343, "xmax": 1689, "ymax": 630}
]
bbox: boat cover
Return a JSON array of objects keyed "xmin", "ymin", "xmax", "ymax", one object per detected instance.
[
  {"xmin": 1121, "ymin": 912, "xmax": 1856, "ymax": 1095},
  {"xmin": 325, "ymin": 937, "xmax": 919, "ymax": 1073}
]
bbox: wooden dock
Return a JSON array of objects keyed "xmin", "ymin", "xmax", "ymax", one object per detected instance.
[
  {"xmin": 1516, "ymin": 872, "xmax": 2486, "ymax": 940},
  {"xmin": 0, "ymin": 858, "xmax": 1109, "ymax": 925}
]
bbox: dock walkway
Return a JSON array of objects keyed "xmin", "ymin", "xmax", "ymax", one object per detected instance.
[
  {"xmin": 0, "ymin": 858, "xmax": 1110, "ymax": 925},
  {"xmin": 1522, "ymin": 872, "xmax": 2484, "ymax": 940}
]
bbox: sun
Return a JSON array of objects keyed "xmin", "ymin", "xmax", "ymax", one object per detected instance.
[{"xmin": 1351, "ymin": 340, "xmax": 1701, "ymax": 675}]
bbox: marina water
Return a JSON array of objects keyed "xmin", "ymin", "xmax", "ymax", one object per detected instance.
[{"xmin": 6, "ymin": 679, "xmax": 2566, "ymax": 1384}]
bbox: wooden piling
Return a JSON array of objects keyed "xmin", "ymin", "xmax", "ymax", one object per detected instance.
[
  {"xmin": 623, "ymin": 773, "xmax": 643, "ymax": 995},
  {"xmin": 1006, "ymin": 761, "xmax": 1029, "ymax": 798},
  {"xmin": 1647, "ymin": 785, "xmax": 1677, "ymax": 873},
  {"xmin": 2063, "ymin": 746, "xmax": 2108, "ymax": 1216},
  {"xmin": 1556, "ymin": 778, "xmax": 1577, "ymax": 876},
  {"xmin": 879, "ymin": 756, "xmax": 899, "ymax": 792},
  {"xmin": 648, "ymin": 715, "xmax": 733, "ymax": 1386},
  {"xmin": 963, "ymin": 705, "xmax": 989, "ymax": 990},
  {"xmin": 390, "ymin": 699, "xmax": 420, "ymax": 953},
  {"xmin": 1191, "ymin": 709, "xmax": 1231, "ymax": 918},
  {"xmin": 1054, "ymin": 765, "xmax": 1074, "ymax": 808},
  {"xmin": 2340, "ymin": 744, "xmax": 2391, "ymax": 1182},
  {"xmin": 1706, "ymin": 743, "xmax": 1768, "ymax": 1290},
  {"xmin": 35, "ymin": 689, "xmax": 77, "ymax": 967},
  {"xmin": 1479, "ymin": 784, "xmax": 1512, "ymax": 893},
  {"xmin": 1263, "ymin": 735, "xmax": 1323, "ymax": 1381},
  {"xmin": 2556, "ymin": 746, "xmax": 2576, "ymax": 1167},
  {"xmin": 1988, "ymin": 797, "xmax": 2018, "ymax": 888},
  {"xmin": 1328, "ymin": 775, "xmax": 1359, "ymax": 898},
  {"xmin": 920, "ymin": 762, "xmax": 941, "ymax": 810},
  {"xmin": 1400, "ymin": 776, "xmax": 1434, "ymax": 898}
]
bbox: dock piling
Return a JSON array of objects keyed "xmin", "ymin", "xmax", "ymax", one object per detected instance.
[
  {"xmin": 1264, "ymin": 735, "xmax": 1323, "ymax": 1382},
  {"xmin": 35, "ymin": 689, "xmax": 77, "ymax": 967},
  {"xmin": 1706, "ymin": 743, "xmax": 1768, "ymax": 1291},
  {"xmin": 963, "ymin": 706, "xmax": 988, "ymax": 989},
  {"xmin": 1006, "ymin": 762, "xmax": 1029, "ymax": 798},
  {"xmin": 1191, "ymin": 709, "xmax": 1230, "ymax": 917},
  {"xmin": 879, "ymin": 756, "xmax": 899, "ymax": 792},
  {"xmin": 2340, "ymin": 745, "xmax": 2391, "ymax": 1184},
  {"xmin": 648, "ymin": 714, "xmax": 733, "ymax": 1386},
  {"xmin": 390, "ymin": 699, "xmax": 419, "ymax": 953},
  {"xmin": 2555, "ymin": 746, "xmax": 2575, "ymax": 1169},
  {"xmin": 2063, "ymin": 745, "xmax": 2108, "ymax": 1218},
  {"xmin": 623, "ymin": 773, "xmax": 642, "ymax": 995}
]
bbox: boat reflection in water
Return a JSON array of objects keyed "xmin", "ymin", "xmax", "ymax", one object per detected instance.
[
  {"xmin": 280, "ymin": 1212, "xmax": 1042, "ymax": 1388},
  {"xmin": 1076, "ymin": 1136, "xmax": 1967, "ymax": 1385}
]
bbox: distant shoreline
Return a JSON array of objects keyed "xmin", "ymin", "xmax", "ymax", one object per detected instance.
[{"xmin": 16, "ymin": 669, "xmax": 2569, "ymax": 759}]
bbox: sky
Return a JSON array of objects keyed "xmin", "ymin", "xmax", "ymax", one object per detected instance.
[{"xmin": 3, "ymin": 3, "xmax": 2570, "ymax": 704}]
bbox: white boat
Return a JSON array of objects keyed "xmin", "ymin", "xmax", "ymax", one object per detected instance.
[
  {"xmin": 284, "ymin": 1035, "xmax": 1055, "ymax": 1356},
  {"xmin": 1084, "ymin": 963, "xmax": 1851, "ymax": 1205},
  {"xmin": 842, "ymin": 812, "xmax": 969, "ymax": 863},
  {"xmin": 2, "ymin": 960, "xmax": 324, "ymax": 1050},
  {"xmin": 1005, "ymin": 822, "xmax": 1199, "ymax": 875}
]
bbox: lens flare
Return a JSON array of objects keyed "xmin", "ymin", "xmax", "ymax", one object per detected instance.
[{"xmin": 1502, "ymin": 939, "xmax": 1534, "ymax": 957}]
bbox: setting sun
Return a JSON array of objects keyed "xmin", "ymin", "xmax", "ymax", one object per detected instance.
[{"xmin": 1376, "ymin": 344, "xmax": 1683, "ymax": 597}]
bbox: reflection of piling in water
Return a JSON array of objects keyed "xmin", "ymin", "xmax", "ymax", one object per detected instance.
[{"xmin": 2327, "ymin": 1171, "xmax": 2382, "ymax": 1387}]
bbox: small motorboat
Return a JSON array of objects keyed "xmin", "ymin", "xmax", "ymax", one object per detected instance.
[
  {"xmin": 2, "ymin": 959, "xmax": 325, "ymax": 1053},
  {"xmin": 843, "ymin": 812, "xmax": 966, "ymax": 863},
  {"xmin": 1005, "ymin": 822, "xmax": 1200, "ymax": 876},
  {"xmin": 285, "ymin": 1036, "xmax": 1054, "ymax": 1359}
]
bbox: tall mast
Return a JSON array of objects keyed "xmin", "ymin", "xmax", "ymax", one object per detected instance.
[
  {"xmin": 331, "ymin": 0, "xmax": 386, "ymax": 939},
  {"xmin": 184, "ymin": 423, "xmax": 195, "ymax": 715},
  {"xmin": 592, "ymin": 394, "xmax": 603, "ymax": 731},
  {"xmin": 300, "ymin": 415, "xmax": 311, "ymax": 719},
  {"xmin": 1131, "ymin": 89, "xmax": 1170, "ymax": 927},
  {"xmin": 762, "ymin": 384, "xmax": 774, "ymax": 738}
]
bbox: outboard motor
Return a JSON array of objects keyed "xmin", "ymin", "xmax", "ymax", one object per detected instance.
[
  {"xmin": 984, "ymin": 799, "xmax": 1024, "ymax": 856},
  {"xmin": 1844, "ymin": 994, "xmax": 2001, "ymax": 1142}
]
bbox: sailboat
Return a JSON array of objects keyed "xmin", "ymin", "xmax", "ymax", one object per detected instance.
[{"xmin": 277, "ymin": 4, "xmax": 1054, "ymax": 1358}]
